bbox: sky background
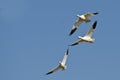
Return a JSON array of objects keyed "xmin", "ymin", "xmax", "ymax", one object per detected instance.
[{"xmin": 0, "ymin": 0, "xmax": 120, "ymax": 80}]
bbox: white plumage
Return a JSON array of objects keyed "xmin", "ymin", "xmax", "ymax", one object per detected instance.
[
  {"xmin": 69, "ymin": 12, "xmax": 98, "ymax": 35},
  {"xmin": 70, "ymin": 21, "xmax": 97, "ymax": 46},
  {"xmin": 46, "ymin": 49, "xmax": 69, "ymax": 75}
]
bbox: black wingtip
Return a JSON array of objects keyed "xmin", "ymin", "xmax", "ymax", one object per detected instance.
[
  {"xmin": 66, "ymin": 48, "xmax": 69, "ymax": 55},
  {"xmin": 69, "ymin": 43, "xmax": 78, "ymax": 46},
  {"xmin": 69, "ymin": 28, "xmax": 77, "ymax": 36},
  {"xmin": 92, "ymin": 21, "xmax": 97, "ymax": 29},
  {"xmin": 46, "ymin": 71, "xmax": 53, "ymax": 75},
  {"xmin": 93, "ymin": 12, "xmax": 99, "ymax": 15}
]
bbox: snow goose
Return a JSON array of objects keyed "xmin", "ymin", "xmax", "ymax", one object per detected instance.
[
  {"xmin": 69, "ymin": 12, "xmax": 98, "ymax": 35},
  {"xmin": 70, "ymin": 21, "xmax": 97, "ymax": 46},
  {"xmin": 46, "ymin": 49, "xmax": 69, "ymax": 75}
]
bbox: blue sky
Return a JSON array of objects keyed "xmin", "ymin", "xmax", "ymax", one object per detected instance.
[{"xmin": 0, "ymin": 0, "xmax": 120, "ymax": 80}]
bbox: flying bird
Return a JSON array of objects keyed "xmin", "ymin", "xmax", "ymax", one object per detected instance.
[
  {"xmin": 46, "ymin": 49, "xmax": 69, "ymax": 75},
  {"xmin": 69, "ymin": 12, "xmax": 98, "ymax": 35},
  {"xmin": 70, "ymin": 21, "xmax": 97, "ymax": 46}
]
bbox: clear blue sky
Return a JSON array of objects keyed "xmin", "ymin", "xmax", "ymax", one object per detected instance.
[{"xmin": 0, "ymin": 0, "xmax": 120, "ymax": 80}]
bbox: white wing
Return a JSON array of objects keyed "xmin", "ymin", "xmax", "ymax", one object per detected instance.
[
  {"xmin": 85, "ymin": 21, "xmax": 97, "ymax": 37},
  {"xmin": 69, "ymin": 18, "xmax": 83, "ymax": 35},
  {"xmin": 84, "ymin": 12, "xmax": 98, "ymax": 17},
  {"xmin": 46, "ymin": 65, "xmax": 61, "ymax": 75},
  {"xmin": 61, "ymin": 49, "xmax": 69, "ymax": 65},
  {"xmin": 70, "ymin": 39, "xmax": 85, "ymax": 46},
  {"xmin": 84, "ymin": 13, "xmax": 93, "ymax": 17}
]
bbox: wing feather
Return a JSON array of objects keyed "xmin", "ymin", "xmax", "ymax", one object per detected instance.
[
  {"xmin": 46, "ymin": 65, "xmax": 61, "ymax": 75},
  {"xmin": 86, "ymin": 21, "xmax": 97, "ymax": 37},
  {"xmin": 84, "ymin": 13, "xmax": 93, "ymax": 17},
  {"xmin": 70, "ymin": 39, "xmax": 85, "ymax": 46},
  {"xmin": 61, "ymin": 49, "xmax": 69, "ymax": 65},
  {"xmin": 69, "ymin": 18, "xmax": 83, "ymax": 35}
]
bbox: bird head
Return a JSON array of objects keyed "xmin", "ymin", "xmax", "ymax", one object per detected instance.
[
  {"xmin": 77, "ymin": 36, "xmax": 83, "ymax": 39},
  {"xmin": 59, "ymin": 61, "xmax": 61, "ymax": 64},
  {"xmin": 62, "ymin": 65, "xmax": 67, "ymax": 70},
  {"xmin": 76, "ymin": 14, "xmax": 81, "ymax": 17},
  {"xmin": 90, "ymin": 38, "xmax": 95, "ymax": 43},
  {"xmin": 93, "ymin": 38, "xmax": 95, "ymax": 42}
]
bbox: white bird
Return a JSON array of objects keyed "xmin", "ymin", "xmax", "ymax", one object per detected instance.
[
  {"xmin": 70, "ymin": 21, "xmax": 97, "ymax": 46},
  {"xmin": 69, "ymin": 12, "xmax": 98, "ymax": 35},
  {"xmin": 46, "ymin": 49, "xmax": 69, "ymax": 75}
]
